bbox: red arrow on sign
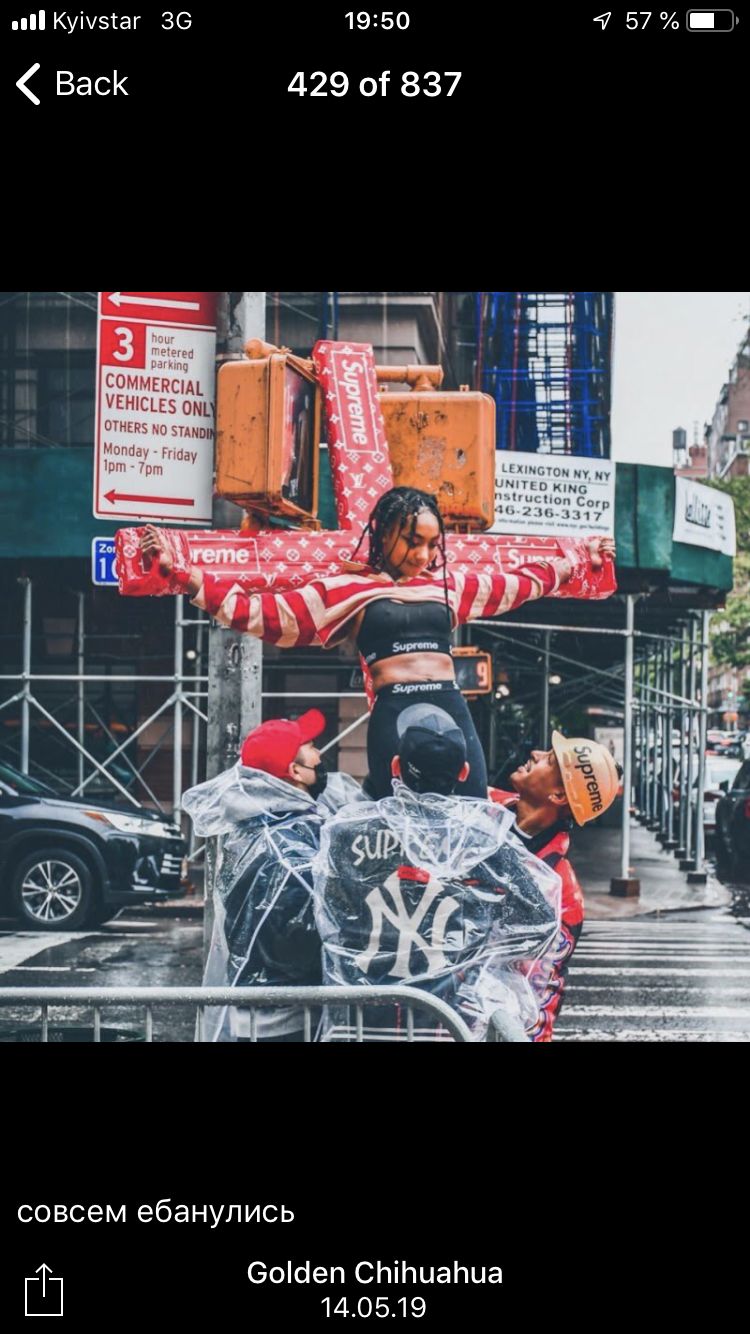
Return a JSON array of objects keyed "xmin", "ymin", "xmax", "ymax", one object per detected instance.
[{"xmin": 104, "ymin": 489, "xmax": 195, "ymax": 507}]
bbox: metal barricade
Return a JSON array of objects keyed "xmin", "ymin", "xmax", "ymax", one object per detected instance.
[{"xmin": 0, "ymin": 985, "xmax": 523, "ymax": 1043}]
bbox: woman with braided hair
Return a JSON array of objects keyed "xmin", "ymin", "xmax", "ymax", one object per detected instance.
[{"xmin": 140, "ymin": 486, "xmax": 614, "ymax": 799}]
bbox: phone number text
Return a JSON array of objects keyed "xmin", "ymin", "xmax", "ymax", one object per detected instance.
[{"xmin": 497, "ymin": 505, "xmax": 610, "ymax": 523}]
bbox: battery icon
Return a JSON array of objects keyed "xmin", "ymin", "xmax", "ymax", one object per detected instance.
[{"xmin": 686, "ymin": 9, "xmax": 736, "ymax": 28}]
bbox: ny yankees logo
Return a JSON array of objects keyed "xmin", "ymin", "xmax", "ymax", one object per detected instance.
[{"xmin": 355, "ymin": 871, "xmax": 461, "ymax": 979}]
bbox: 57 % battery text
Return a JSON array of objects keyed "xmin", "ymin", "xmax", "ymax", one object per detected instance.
[{"xmin": 288, "ymin": 71, "xmax": 462, "ymax": 96}]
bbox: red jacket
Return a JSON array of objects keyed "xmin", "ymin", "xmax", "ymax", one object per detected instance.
[{"xmin": 487, "ymin": 789, "xmax": 584, "ymax": 927}]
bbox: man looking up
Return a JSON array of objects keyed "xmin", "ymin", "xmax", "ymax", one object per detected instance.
[{"xmin": 490, "ymin": 732, "xmax": 622, "ymax": 1041}]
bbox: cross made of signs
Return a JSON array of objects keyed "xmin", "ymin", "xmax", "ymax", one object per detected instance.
[{"xmin": 115, "ymin": 339, "xmax": 615, "ymax": 602}]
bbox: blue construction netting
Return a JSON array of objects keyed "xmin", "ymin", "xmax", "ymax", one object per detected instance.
[{"xmin": 478, "ymin": 292, "xmax": 614, "ymax": 458}]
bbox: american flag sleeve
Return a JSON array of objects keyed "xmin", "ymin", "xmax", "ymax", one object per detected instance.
[
  {"xmin": 453, "ymin": 560, "xmax": 562, "ymax": 625},
  {"xmin": 191, "ymin": 574, "xmax": 326, "ymax": 647}
]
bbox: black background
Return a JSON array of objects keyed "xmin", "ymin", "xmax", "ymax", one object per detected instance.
[
  {"xmin": 4, "ymin": 1056, "xmax": 731, "ymax": 1328},
  {"xmin": 4, "ymin": 4, "xmax": 748, "ymax": 130},
  {"xmin": 4, "ymin": 1051, "xmax": 737, "ymax": 1331},
  {"xmin": 4, "ymin": 2, "xmax": 747, "ymax": 273}
]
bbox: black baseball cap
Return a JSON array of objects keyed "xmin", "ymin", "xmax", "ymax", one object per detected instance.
[{"xmin": 396, "ymin": 704, "xmax": 468, "ymax": 795}]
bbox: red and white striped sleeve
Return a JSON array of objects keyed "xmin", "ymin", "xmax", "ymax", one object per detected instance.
[
  {"xmin": 191, "ymin": 573, "xmax": 323, "ymax": 647},
  {"xmin": 451, "ymin": 560, "xmax": 562, "ymax": 625},
  {"xmin": 190, "ymin": 572, "xmax": 370, "ymax": 648}
]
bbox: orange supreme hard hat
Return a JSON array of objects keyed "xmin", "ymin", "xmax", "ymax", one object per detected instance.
[{"xmin": 551, "ymin": 731, "xmax": 622, "ymax": 827}]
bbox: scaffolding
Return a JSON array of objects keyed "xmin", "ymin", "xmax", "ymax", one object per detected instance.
[
  {"xmin": 477, "ymin": 292, "xmax": 614, "ymax": 457},
  {"xmin": 0, "ymin": 577, "xmax": 717, "ymax": 900},
  {"xmin": 0, "ymin": 578, "xmax": 371, "ymax": 867},
  {"xmin": 471, "ymin": 601, "xmax": 712, "ymax": 887}
]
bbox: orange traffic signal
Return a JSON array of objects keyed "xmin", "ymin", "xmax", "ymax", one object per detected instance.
[
  {"xmin": 216, "ymin": 339, "xmax": 321, "ymax": 524},
  {"xmin": 379, "ymin": 372, "xmax": 496, "ymax": 531}
]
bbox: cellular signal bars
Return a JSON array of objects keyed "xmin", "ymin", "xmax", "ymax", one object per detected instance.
[{"xmin": 11, "ymin": 9, "xmax": 46, "ymax": 29}]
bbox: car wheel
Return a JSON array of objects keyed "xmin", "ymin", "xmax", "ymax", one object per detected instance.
[
  {"xmin": 11, "ymin": 849, "xmax": 94, "ymax": 931},
  {"xmin": 714, "ymin": 824, "xmax": 729, "ymax": 865},
  {"xmin": 714, "ymin": 807, "xmax": 729, "ymax": 851}
]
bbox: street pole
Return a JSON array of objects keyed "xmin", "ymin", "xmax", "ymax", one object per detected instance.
[
  {"xmin": 206, "ymin": 291, "xmax": 264, "ymax": 778},
  {"xmin": 77, "ymin": 591, "xmax": 85, "ymax": 790},
  {"xmin": 20, "ymin": 577, "xmax": 31, "ymax": 774},
  {"xmin": 540, "ymin": 629, "xmax": 550, "ymax": 745},
  {"xmin": 611, "ymin": 593, "xmax": 639, "ymax": 896},
  {"xmin": 664, "ymin": 637, "xmax": 677, "ymax": 848},
  {"xmin": 688, "ymin": 610, "xmax": 710, "ymax": 885},
  {"xmin": 676, "ymin": 623, "xmax": 688, "ymax": 858},
  {"xmin": 173, "ymin": 595, "xmax": 184, "ymax": 819},
  {"xmin": 188, "ymin": 616, "xmax": 204, "ymax": 860},
  {"xmin": 637, "ymin": 649, "xmax": 646, "ymax": 818},
  {"xmin": 203, "ymin": 293, "xmax": 265, "ymax": 969},
  {"xmin": 649, "ymin": 640, "xmax": 661, "ymax": 831},
  {"xmin": 682, "ymin": 615, "xmax": 697, "ymax": 871}
]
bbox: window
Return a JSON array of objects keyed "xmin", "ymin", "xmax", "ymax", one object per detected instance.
[
  {"xmin": 40, "ymin": 365, "xmax": 95, "ymax": 446},
  {"xmin": 0, "ymin": 293, "xmax": 96, "ymax": 448}
]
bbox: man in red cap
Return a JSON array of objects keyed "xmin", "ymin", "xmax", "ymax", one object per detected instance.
[
  {"xmin": 240, "ymin": 708, "xmax": 329, "ymax": 798},
  {"xmin": 184, "ymin": 708, "xmax": 346, "ymax": 1040}
]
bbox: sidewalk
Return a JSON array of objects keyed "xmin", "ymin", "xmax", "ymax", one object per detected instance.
[{"xmin": 569, "ymin": 819, "xmax": 730, "ymax": 919}]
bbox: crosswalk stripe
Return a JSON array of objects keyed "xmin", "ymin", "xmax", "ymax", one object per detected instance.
[
  {"xmin": 555, "ymin": 1030, "xmax": 750, "ymax": 1042},
  {"xmin": 568, "ymin": 968, "xmax": 750, "ymax": 977},
  {"xmin": 556, "ymin": 915, "xmax": 750, "ymax": 1041}
]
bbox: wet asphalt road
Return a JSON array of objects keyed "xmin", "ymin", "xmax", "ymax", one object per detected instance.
[
  {"xmin": 556, "ymin": 855, "xmax": 750, "ymax": 1042},
  {"xmin": 0, "ymin": 912, "xmax": 203, "ymax": 1042},
  {"xmin": 1, "ymin": 855, "xmax": 750, "ymax": 1043}
]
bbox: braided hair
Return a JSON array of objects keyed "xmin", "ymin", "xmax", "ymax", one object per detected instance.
[{"xmin": 350, "ymin": 486, "xmax": 452, "ymax": 627}]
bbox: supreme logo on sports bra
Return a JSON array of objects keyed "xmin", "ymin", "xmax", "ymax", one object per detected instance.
[{"xmin": 357, "ymin": 599, "xmax": 453, "ymax": 666}]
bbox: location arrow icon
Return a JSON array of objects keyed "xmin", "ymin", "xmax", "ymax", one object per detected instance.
[
  {"xmin": 17, "ymin": 62, "xmax": 41, "ymax": 105},
  {"xmin": 593, "ymin": 12, "xmax": 612, "ymax": 28}
]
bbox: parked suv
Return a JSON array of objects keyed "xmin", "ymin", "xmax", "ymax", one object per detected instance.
[
  {"xmin": 715, "ymin": 759, "xmax": 750, "ymax": 867},
  {"xmin": 0, "ymin": 761, "xmax": 186, "ymax": 930}
]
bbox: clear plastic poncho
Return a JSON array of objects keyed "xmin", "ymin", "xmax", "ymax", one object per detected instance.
[
  {"xmin": 183, "ymin": 764, "xmax": 361, "ymax": 1040},
  {"xmin": 311, "ymin": 782, "xmax": 562, "ymax": 1041}
]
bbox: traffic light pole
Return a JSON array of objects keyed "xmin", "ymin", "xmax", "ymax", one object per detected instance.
[{"xmin": 203, "ymin": 293, "xmax": 265, "ymax": 966}]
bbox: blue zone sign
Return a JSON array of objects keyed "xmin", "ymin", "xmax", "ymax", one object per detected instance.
[{"xmin": 92, "ymin": 537, "xmax": 118, "ymax": 586}]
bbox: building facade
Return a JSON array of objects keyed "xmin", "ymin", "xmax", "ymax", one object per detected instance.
[
  {"xmin": 706, "ymin": 330, "xmax": 750, "ymax": 480},
  {"xmin": 0, "ymin": 291, "xmax": 615, "ymax": 815}
]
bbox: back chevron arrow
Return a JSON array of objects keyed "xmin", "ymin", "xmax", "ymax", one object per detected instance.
[{"xmin": 17, "ymin": 63, "xmax": 41, "ymax": 105}]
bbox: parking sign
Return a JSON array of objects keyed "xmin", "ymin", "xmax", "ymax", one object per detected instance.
[
  {"xmin": 93, "ymin": 291, "xmax": 217, "ymax": 523},
  {"xmin": 92, "ymin": 537, "xmax": 118, "ymax": 586}
]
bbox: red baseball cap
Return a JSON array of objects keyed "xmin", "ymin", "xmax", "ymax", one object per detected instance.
[{"xmin": 240, "ymin": 708, "xmax": 326, "ymax": 781}]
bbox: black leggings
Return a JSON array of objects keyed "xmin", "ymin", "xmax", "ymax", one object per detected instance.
[{"xmin": 365, "ymin": 681, "xmax": 488, "ymax": 799}]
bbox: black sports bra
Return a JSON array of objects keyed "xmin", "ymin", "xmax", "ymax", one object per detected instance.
[{"xmin": 357, "ymin": 599, "xmax": 453, "ymax": 667}]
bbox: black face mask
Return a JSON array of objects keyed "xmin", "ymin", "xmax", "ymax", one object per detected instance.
[{"xmin": 299, "ymin": 761, "xmax": 328, "ymax": 798}]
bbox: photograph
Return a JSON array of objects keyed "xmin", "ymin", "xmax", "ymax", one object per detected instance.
[{"xmin": 1, "ymin": 288, "xmax": 748, "ymax": 1050}]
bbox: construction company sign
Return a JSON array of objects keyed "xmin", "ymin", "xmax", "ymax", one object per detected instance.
[
  {"xmin": 673, "ymin": 477, "xmax": 736, "ymax": 557},
  {"xmin": 490, "ymin": 451, "xmax": 615, "ymax": 538},
  {"xmin": 94, "ymin": 292, "xmax": 216, "ymax": 523}
]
